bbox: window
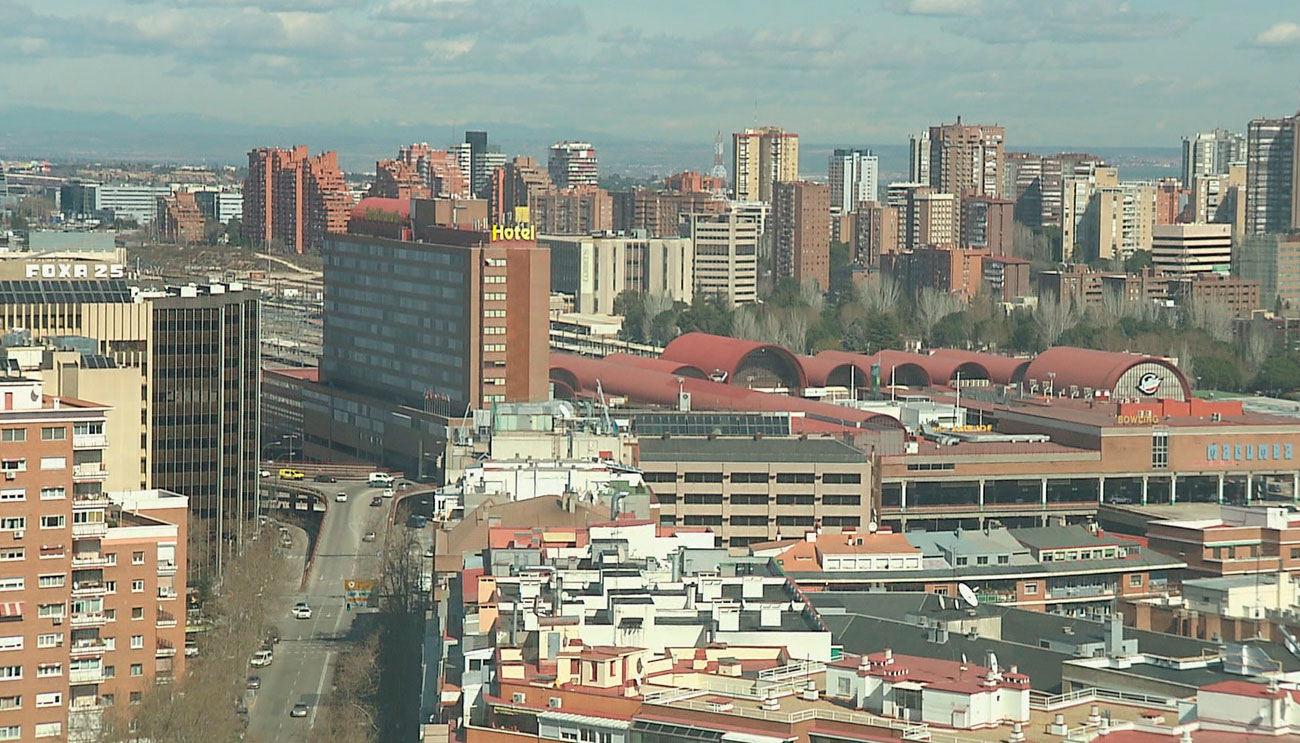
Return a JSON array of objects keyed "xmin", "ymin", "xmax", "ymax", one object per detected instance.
[
  {"xmin": 729, "ymin": 515, "xmax": 768, "ymax": 526},
  {"xmin": 1129, "ymin": 574, "xmax": 1143, "ymax": 587},
  {"xmin": 0, "ymin": 550, "xmax": 20, "ymax": 562},
  {"xmin": 104, "ymin": 609, "xmax": 116, "ymax": 621},
  {"xmin": 1152, "ymin": 431, "xmax": 1169, "ymax": 469},
  {"xmin": 955, "ymin": 557, "xmax": 968, "ymax": 567},
  {"xmin": 730, "ymin": 494, "xmax": 769, "ymax": 505},
  {"xmin": 102, "ymin": 638, "xmax": 115, "ymax": 651},
  {"xmin": 998, "ymin": 555, "xmax": 1010, "ymax": 565},
  {"xmin": 130, "ymin": 691, "xmax": 142, "ymax": 703},
  {"xmin": 0, "ymin": 638, "xmax": 20, "ymax": 652},
  {"xmin": 0, "ymin": 429, "xmax": 25, "ymax": 442},
  {"xmin": 776, "ymin": 516, "xmax": 815, "ymax": 526},
  {"xmin": 35, "ymin": 635, "xmax": 60, "ymax": 649},
  {"xmin": 776, "ymin": 473, "xmax": 815, "ymax": 484},
  {"xmin": 40, "ymin": 427, "xmax": 66, "ymax": 441},
  {"xmin": 0, "ymin": 667, "xmax": 19, "ymax": 680},
  {"xmin": 38, "ymin": 457, "xmax": 66, "ymax": 471},
  {"xmin": 0, "ymin": 490, "xmax": 22, "ymax": 502},
  {"xmin": 34, "ymin": 692, "xmax": 60, "ymax": 708},
  {"xmin": 683, "ymin": 472, "xmax": 723, "ymax": 483},
  {"xmin": 642, "ymin": 472, "xmax": 677, "ymax": 483},
  {"xmin": 0, "ymin": 726, "xmax": 18, "ymax": 741},
  {"xmin": 34, "ymin": 722, "xmax": 61, "ymax": 738},
  {"xmin": 103, "ymin": 666, "xmax": 115, "ymax": 679},
  {"xmin": 730, "ymin": 472, "xmax": 769, "ymax": 483},
  {"xmin": 39, "ymin": 488, "xmax": 64, "ymax": 501},
  {"xmin": 0, "ymin": 697, "xmax": 17, "ymax": 710},
  {"xmin": 104, "ymin": 553, "xmax": 116, "ymax": 566},
  {"xmin": 0, "ymin": 460, "xmax": 24, "ymax": 472},
  {"xmin": 101, "ymin": 694, "xmax": 113, "ymax": 707},
  {"xmin": 1024, "ymin": 582, "xmax": 1038, "ymax": 595},
  {"xmin": 36, "ymin": 604, "xmax": 63, "ymax": 619},
  {"xmin": 37, "ymin": 575, "xmax": 64, "ymax": 589},
  {"xmin": 511, "ymin": 692, "xmax": 526, "ymax": 704},
  {"xmin": 683, "ymin": 494, "xmax": 722, "ymax": 504},
  {"xmin": 823, "ymin": 473, "xmax": 862, "ymax": 484},
  {"xmin": 683, "ymin": 515, "xmax": 722, "ymax": 526},
  {"xmin": 0, "ymin": 518, "xmax": 25, "ymax": 531},
  {"xmin": 130, "ymin": 663, "xmax": 144, "ymax": 677},
  {"xmin": 131, "ymin": 607, "xmax": 143, "ymax": 620},
  {"xmin": 1291, "ymin": 548, "xmax": 1299, "ymax": 560},
  {"xmin": 130, "ymin": 636, "xmax": 143, "ymax": 650},
  {"xmin": 976, "ymin": 556, "xmax": 989, "ymax": 566},
  {"xmin": 0, "ymin": 579, "xmax": 22, "ymax": 592},
  {"xmin": 776, "ymin": 494, "xmax": 814, "ymax": 505},
  {"xmin": 132, "ymin": 552, "xmax": 145, "ymax": 565},
  {"xmin": 824, "ymin": 494, "xmax": 860, "ymax": 506},
  {"xmin": 39, "ymin": 515, "xmax": 64, "ymax": 529},
  {"xmin": 35, "ymin": 664, "xmax": 60, "ymax": 678},
  {"xmin": 131, "ymin": 580, "xmax": 144, "ymax": 593}
]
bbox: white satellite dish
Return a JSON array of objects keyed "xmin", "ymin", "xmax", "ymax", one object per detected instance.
[
  {"xmin": 957, "ymin": 583, "xmax": 979, "ymax": 608},
  {"xmin": 867, "ymin": 521, "xmax": 878, "ymax": 534}
]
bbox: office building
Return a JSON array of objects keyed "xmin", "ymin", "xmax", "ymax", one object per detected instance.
[
  {"xmin": 685, "ymin": 208, "xmax": 760, "ymax": 306},
  {"xmin": 321, "ymin": 199, "xmax": 549, "ymax": 412},
  {"xmin": 547, "ymin": 142, "xmax": 598, "ymax": 190},
  {"xmin": 731, "ymin": 127, "xmax": 799, "ymax": 203},
  {"xmin": 529, "ymin": 187, "xmax": 612, "ymax": 235},
  {"xmin": 542, "ymin": 235, "xmax": 694, "ymax": 315},
  {"xmin": 1166, "ymin": 274, "xmax": 1261, "ymax": 316},
  {"xmin": 0, "ymin": 376, "xmax": 189, "ymax": 742},
  {"xmin": 0, "ymin": 280, "xmax": 260, "ymax": 577},
  {"xmin": 192, "ymin": 189, "xmax": 242, "ymax": 225},
  {"xmin": 827, "ymin": 148, "xmax": 878, "ymax": 214},
  {"xmin": 155, "ymin": 191, "xmax": 205, "ymax": 244},
  {"xmin": 1183, "ymin": 128, "xmax": 1246, "ymax": 187},
  {"xmin": 1061, "ymin": 164, "xmax": 1119, "ymax": 261},
  {"xmin": 850, "ymin": 201, "xmax": 899, "ymax": 265},
  {"xmin": 242, "ymin": 146, "xmax": 353, "ymax": 254},
  {"xmin": 639, "ymin": 435, "xmax": 872, "ymax": 549},
  {"xmin": 95, "ymin": 185, "xmax": 171, "ymax": 225},
  {"xmin": 902, "ymin": 188, "xmax": 957, "ymax": 250},
  {"xmin": 1151, "ymin": 223, "xmax": 1233, "ymax": 277},
  {"xmin": 770, "ymin": 181, "xmax": 830, "ymax": 289},
  {"xmin": 927, "ymin": 118, "xmax": 1005, "ymax": 199},
  {"xmin": 1238, "ymin": 232, "xmax": 1300, "ymax": 308},
  {"xmin": 464, "ymin": 130, "xmax": 489, "ymax": 196},
  {"xmin": 1245, "ymin": 114, "xmax": 1300, "ymax": 235},
  {"xmin": 908, "ymin": 130, "xmax": 931, "ymax": 185},
  {"xmin": 960, "ymin": 196, "xmax": 1014, "ymax": 256}
]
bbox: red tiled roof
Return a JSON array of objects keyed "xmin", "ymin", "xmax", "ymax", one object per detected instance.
[
  {"xmin": 604, "ymin": 353, "xmax": 708, "ymax": 379},
  {"xmin": 1021, "ymin": 346, "xmax": 1190, "ymax": 399},
  {"xmin": 661, "ymin": 332, "xmax": 809, "ymax": 388}
]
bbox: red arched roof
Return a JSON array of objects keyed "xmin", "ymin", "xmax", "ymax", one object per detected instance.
[
  {"xmin": 803, "ymin": 351, "xmax": 875, "ymax": 388},
  {"xmin": 603, "ymin": 353, "xmax": 707, "ymax": 379},
  {"xmin": 550, "ymin": 353, "xmax": 900, "ymax": 431},
  {"xmin": 874, "ymin": 350, "xmax": 934, "ymax": 387},
  {"xmin": 661, "ymin": 333, "xmax": 808, "ymax": 388},
  {"xmin": 1021, "ymin": 346, "xmax": 1190, "ymax": 399},
  {"xmin": 925, "ymin": 349, "xmax": 1032, "ymax": 386}
]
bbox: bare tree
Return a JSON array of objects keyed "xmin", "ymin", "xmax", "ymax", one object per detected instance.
[
  {"xmin": 1034, "ymin": 291, "xmax": 1080, "ymax": 346},
  {"xmin": 732, "ymin": 306, "xmax": 764, "ymax": 342},
  {"xmin": 775, "ymin": 309, "xmax": 810, "ymax": 354},
  {"xmin": 915, "ymin": 287, "xmax": 963, "ymax": 342},
  {"xmin": 1243, "ymin": 321, "xmax": 1276, "ymax": 369},
  {"xmin": 311, "ymin": 634, "xmax": 380, "ymax": 743},
  {"xmin": 1184, "ymin": 300, "xmax": 1235, "ymax": 343},
  {"xmin": 857, "ymin": 274, "xmax": 901, "ymax": 315},
  {"xmin": 799, "ymin": 280, "xmax": 825, "ymax": 314}
]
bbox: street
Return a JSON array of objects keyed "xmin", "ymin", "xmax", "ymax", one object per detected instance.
[{"xmin": 245, "ymin": 479, "xmax": 390, "ymax": 742}]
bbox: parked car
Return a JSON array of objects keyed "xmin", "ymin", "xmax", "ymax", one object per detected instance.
[
  {"xmin": 246, "ymin": 676, "xmax": 261, "ymax": 690},
  {"xmin": 370, "ymin": 495, "xmax": 383, "ymax": 507},
  {"xmin": 278, "ymin": 468, "xmax": 305, "ymax": 481},
  {"xmin": 292, "ymin": 602, "xmax": 312, "ymax": 619},
  {"xmin": 368, "ymin": 472, "xmax": 395, "ymax": 487},
  {"xmin": 382, "ymin": 488, "xmax": 395, "ymax": 498},
  {"xmin": 250, "ymin": 649, "xmax": 273, "ymax": 667},
  {"xmin": 335, "ymin": 491, "xmax": 348, "ymax": 502},
  {"xmin": 290, "ymin": 703, "xmax": 309, "ymax": 718},
  {"xmin": 313, "ymin": 473, "xmax": 337, "ymax": 483},
  {"xmin": 259, "ymin": 469, "xmax": 271, "ymax": 478},
  {"xmin": 362, "ymin": 531, "xmax": 377, "ymax": 543}
]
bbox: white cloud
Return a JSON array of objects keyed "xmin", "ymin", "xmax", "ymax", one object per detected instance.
[
  {"xmin": 1253, "ymin": 22, "xmax": 1300, "ymax": 47},
  {"xmin": 887, "ymin": 0, "xmax": 982, "ymax": 17}
]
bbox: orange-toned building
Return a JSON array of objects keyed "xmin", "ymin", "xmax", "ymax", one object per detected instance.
[
  {"xmin": 771, "ymin": 180, "xmax": 831, "ymax": 290},
  {"xmin": 370, "ymin": 159, "xmax": 430, "ymax": 201},
  {"xmin": 155, "ymin": 191, "xmax": 204, "ymax": 244},
  {"xmin": 242, "ymin": 146, "xmax": 353, "ymax": 253},
  {"xmin": 1146, "ymin": 505, "xmax": 1300, "ymax": 577},
  {"xmin": 0, "ymin": 377, "xmax": 187, "ymax": 741}
]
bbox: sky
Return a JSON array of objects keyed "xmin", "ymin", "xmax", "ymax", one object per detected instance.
[{"xmin": 1, "ymin": 0, "xmax": 1299, "ymax": 152}]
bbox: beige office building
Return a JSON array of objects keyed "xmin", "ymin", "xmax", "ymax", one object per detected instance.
[
  {"xmin": 1061, "ymin": 165, "xmax": 1119, "ymax": 260},
  {"xmin": 732, "ymin": 127, "xmax": 799, "ymax": 203},
  {"xmin": 543, "ymin": 235, "xmax": 694, "ymax": 315},
  {"xmin": 686, "ymin": 209, "xmax": 760, "ymax": 307},
  {"xmin": 1152, "ymin": 223, "xmax": 1233, "ymax": 277},
  {"xmin": 639, "ymin": 436, "xmax": 872, "ymax": 550}
]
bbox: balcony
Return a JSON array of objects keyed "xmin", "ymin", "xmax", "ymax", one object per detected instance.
[
  {"xmin": 69, "ymin": 639, "xmax": 108, "ymax": 659},
  {"xmin": 156, "ymin": 639, "xmax": 177, "ymax": 658},
  {"xmin": 72, "ymin": 493, "xmax": 110, "ymax": 510},
  {"xmin": 72, "ymin": 463, "xmax": 108, "ymax": 481},
  {"xmin": 72, "ymin": 433, "xmax": 108, "ymax": 450},
  {"xmin": 71, "ymin": 581, "xmax": 107, "ymax": 598},
  {"xmin": 71, "ymin": 554, "xmax": 111, "ymax": 568},
  {"xmin": 1046, "ymin": 584, "xmax": 1116, "ymax": 600},
  {"xmin": 71, "ymin": 521, "xmax": 108, "ymax": 539},
  {"xmin": 68, "ymin": 666, "xmax": 106, "ymax": 684},
  {"xmin": 68, "ymin": 697, "xmax": 104, "ymax": 713},
  {"xmin": 157, "ymin": 561, "xmax": 177, "ymax": 577},
  {"xmin": 70, "ymin": 612, "xmax": 107, "ymax": 628},
  {"xmin": 157, "ymin": 587, "xmax": 178, "ymax": 600},
  {"xmin": 156, "ymin": 610, "xmax": 177, "ymax": 629}
]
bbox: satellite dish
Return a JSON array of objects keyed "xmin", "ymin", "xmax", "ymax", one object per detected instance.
[
  {"xmin": 867, "ymin": 521, "xmax": 878, "ymax": 534},
  {"xmin": 957, "ymin": 583, "xmax": 979, "ymax": 608}
]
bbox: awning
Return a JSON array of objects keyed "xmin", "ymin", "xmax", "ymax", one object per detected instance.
[{"xmin": 0, "ymin": 602, "xmax": 21, "ymax": 618}]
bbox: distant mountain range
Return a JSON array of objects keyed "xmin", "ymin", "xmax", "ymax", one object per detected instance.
[{"xmin": 0, "ymin": 106, "xmax": 1180, "ymax": 182}]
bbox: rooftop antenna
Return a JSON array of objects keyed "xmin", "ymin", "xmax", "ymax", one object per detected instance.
[{"xmin": 710, "ymin": 131, "xmax": 728, "ymax": 185}]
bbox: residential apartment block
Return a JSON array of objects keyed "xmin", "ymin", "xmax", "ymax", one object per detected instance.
[
  {"xmin": 732, "ymin": 127, "xmax": 798, "ymax": 203},
  {"xmin": 543, "ymin": 235, "xmax": 694, "ymax": 316},
  {"xmin": 242, "ymin": 146, "xmax": 353, "ymax": 254}
]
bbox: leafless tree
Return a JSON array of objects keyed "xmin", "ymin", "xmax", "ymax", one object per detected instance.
[
  {"xmin": 799, "ymin": 280, "xmax": 825, "ymax": 314},
  {"xmin": 775, "ymin": 309, "xmax": 810, "ymax": 354},
  {"xmin": 1184, "ymin": 300, "xmax": 1235, "ymax": 343},
  {"xmin": 916, "ymin": 287, "xmax": 964, "ymax": 341},
  {"xmin": 732, "ymin": 306, "xmax": 764, "ymax": 342},
  {"xmin": 1243, "ymin": 321, "xmax": 1276, "ymax": 369},
  {"xmin": 856, "ymin": 273, "xmax": 901, "ymax": 315},
  {"xmin": 1034, "ymin": 291, "xmax": 1080, "ymax": 346},
  {"xmin": 311, "ymin": 634, "xmax": 380, "ymax": 743}
]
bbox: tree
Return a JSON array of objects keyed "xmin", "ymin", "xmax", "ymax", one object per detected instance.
[
  {"xmin": 1184, "ymin": 300, "xmax": 1234, "ymax": 344},
  {"xmin": 375, "ymin": 528, "xmax": 427, "ymax": 741},
  {"xmin": 843, "ymin": 311, "xmax": 902, "ymax": 353},
  {"xmin": 1193, "ymin": 354, "xmax": 1244, "ymax": 391},
  {"xmin": 915, "ymin": 287, "xmax": 963, "ymax": 343},
  {"xmin": 1033, "ymin": 292, "xmax": 1080, "ymax": 346},
  {"xmin": 1124, "ymin": 249, "xmax": 1152, "ymax": 272},
  {"xmin": 1253, "ymin": 353, "xmax": 1300, "ymax": 395},
  {"xmin": 856, "ymin": 274, "xmax": 901, "ymax": 316},
  {"xmin": 931, "ymin": 312, "xmax": 970, "ymax": 348},
  {"xmin": 312, "ymin": 633, "xmax": 380, "ymax": 743}
]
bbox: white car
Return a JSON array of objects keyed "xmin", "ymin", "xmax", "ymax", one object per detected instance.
[
  {"xmin": 250, "ymin": 649, "xmax": 273, "ymax": 667},
  {"xmin": 292, "ymin": 602, "xmax": 312, "ymax": 619},
  {"xmin": 335, "ymin": 491, "xmax": 347, "ymax": 502},
  {"xmin": 382, "ymin": 488, "xmax": 395, "ymax": 498}
]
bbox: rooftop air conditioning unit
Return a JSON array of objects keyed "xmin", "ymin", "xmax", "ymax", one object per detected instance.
[
  {"xmin": 12, "ymin": 531, "xmax": 21, "ymax": 540},
  {"xmin": 4, "ymin": 472, "xmax": 13, "ymax": 480}
]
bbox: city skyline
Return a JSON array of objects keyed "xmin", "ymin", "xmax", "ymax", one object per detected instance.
[{"xmin": 0, "ymin": 0, "xmax": 1298, "ymax": 155}]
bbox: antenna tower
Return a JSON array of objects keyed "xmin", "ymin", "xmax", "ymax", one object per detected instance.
[{"xmin": 709, "ymin": 131, "xmax": 728, "ymax": 184}]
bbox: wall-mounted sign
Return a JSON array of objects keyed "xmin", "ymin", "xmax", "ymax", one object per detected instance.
[
  {"xmin": 25, "ymin": 263, "xmax": 125, "ymax": 279},
  {"xmin": 489, "ymin": 224, "xmax": 536, "ymax": 242},
  {"xmin": 1136, "ymin": 372, "xmax": 1161, "ymax": 396},
  {"xmin": 1206, "ymin": 442, "xmax": 1294, "ymax": 463},
  {"xmin": 1117, "ymin": 411, "xmax": 1157, "ymax": 425}
]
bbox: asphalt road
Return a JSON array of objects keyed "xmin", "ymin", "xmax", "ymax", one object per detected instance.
[{"xmin": 245, "ymin": 479, "xmax": 391, "ymax": 742}]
